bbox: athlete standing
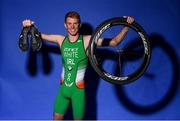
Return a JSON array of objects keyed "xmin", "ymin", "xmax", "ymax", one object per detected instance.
[{"xmin": 22, "ymin": 11, "xmax": 134, "ymax": 120}]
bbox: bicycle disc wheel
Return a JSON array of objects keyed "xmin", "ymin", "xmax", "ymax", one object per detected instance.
[{"xmin": 88, "ymin": 17, "xmax": 151, "ymax": 84}]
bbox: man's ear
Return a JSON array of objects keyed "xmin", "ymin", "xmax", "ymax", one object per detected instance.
[{"xmin": 64, "ymin": 23, "xmax": 67, "ymax": 28}]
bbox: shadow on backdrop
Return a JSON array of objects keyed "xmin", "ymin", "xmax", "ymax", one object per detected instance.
[
  {"xmin": 113, "ymin": 33, "xmax": 180, "ymax": 114},
  {"xmin": 25, "ymin": 21, "xmax": 180, "ymax": 118},
  {"xmin": 90, "ymin": 33, "xmax": 180, "ymax": 114},
  {"xmin": 26, "ymin": 43, "xmax": 59, "ymax": 76}
]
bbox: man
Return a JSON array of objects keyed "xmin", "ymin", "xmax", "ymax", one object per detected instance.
[{"xmin": 22, "ymin": 11, "xmax": 134, "ymax": 120}]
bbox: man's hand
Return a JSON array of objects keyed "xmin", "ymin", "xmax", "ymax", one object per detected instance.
[
  {"xmin": 22, "ymin": 19, "xmax": 35, "ymax": 27},
  {"xmin": 123, "ymin": 16, "xmax": 134, "ymax": 24}
]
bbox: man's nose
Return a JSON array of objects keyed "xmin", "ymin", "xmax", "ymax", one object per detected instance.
[{"xmin": 71, "ymin": 25, "xmax": 75, "ymax": 29}]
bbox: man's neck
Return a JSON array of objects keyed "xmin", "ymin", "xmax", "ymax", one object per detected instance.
[{"xmin": 68, "ymin": 34, "xmax": 79, "ymax": 42}]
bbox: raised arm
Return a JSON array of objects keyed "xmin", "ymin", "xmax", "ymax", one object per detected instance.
[
  {"xmin": 97, "ymin": 16, "xmax": 134, "ymax": 46},
  {"xmin": 109, "ymin": 26, "xmax": 129, "ymax": 46},
  {"xmin": 22, "ymin": 19, "xmax": 65, "ymax": 45},
  {"xmin": 41, "ymin": 33, "xmax": 65, "ymax": 44}
]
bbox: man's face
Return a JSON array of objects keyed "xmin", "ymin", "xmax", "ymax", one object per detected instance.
[{"xmin": 64, "ymin": 17, "xmax": 80, "ymax": 36}]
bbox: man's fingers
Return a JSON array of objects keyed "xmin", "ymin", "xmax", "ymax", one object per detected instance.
[
  {"xmin": 126, "ymin": 16, "xmax": 134, "ymax": 24},
  {"xmin": 123, "ymin": 16, "xmax": 134, "ymax": 24},
  {"xmin": 22, "ymin": 19, "xmax": 34, "ymax": 27}
]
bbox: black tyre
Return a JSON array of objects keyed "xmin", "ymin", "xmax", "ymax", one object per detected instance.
[{"xmin": 88, "ymin": 17, "xmax": 151, "ymax": 84}]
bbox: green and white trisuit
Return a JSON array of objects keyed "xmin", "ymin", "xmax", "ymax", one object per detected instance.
[{"xmin": 54, "ymin": 35, "xmax": 88, "ymax": 119}]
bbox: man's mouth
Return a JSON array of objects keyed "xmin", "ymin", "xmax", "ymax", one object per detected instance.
[{"xmin": 70, "ymin": 29, "xmax": 75, "ymax": 32}]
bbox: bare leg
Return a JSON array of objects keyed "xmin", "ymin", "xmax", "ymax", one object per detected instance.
[{"xmin": 53, "ymin": 113, "xmax": 64, "ymax": 120}]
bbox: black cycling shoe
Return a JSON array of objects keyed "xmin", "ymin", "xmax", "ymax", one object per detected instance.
[
  {"xmin": 19, "ymin": 27, "xmax": 30, "ymax": 51},
  {"xmin": 30, "ymin": 25, "xmax": 42, "ymax": 51}
]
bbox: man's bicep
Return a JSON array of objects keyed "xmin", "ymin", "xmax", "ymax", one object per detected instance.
[{"xmin": 42, "ymin": 34, "xmax": 64, "ymax": 43}]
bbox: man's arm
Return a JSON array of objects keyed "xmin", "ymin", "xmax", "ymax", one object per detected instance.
[
  {"xmin": 87, "ymin": 26, "xmax": 129, "ymax": 46},
  {"xmin": 97, "ymin": 16, "xmax": 134, "ymax": 46},
  {"xmin": 22, "ymin": 19, "xmax": 65, "ymax": 44},
  {"xmin": 41, "ymin": 33, "xmax": 65, "ymax": 44},
  {"xmin": 109, "ymin": 26, "xmax": 129, "ymax": 46}
]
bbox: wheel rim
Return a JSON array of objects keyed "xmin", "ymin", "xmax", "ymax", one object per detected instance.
[{"xmin": 88, "ymin": 17, "xmax": 151, "ymax": 84}]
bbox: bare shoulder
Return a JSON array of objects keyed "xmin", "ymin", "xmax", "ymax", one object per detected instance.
[
  {"xmin": 83, "ymin": 35, "xmax": 91, "ymax": 42},
  {"xmin": 56, "ymin": 34, "xmax": 65, "ymax": 41},
  {"xmin": 56, "ymin": 34, "xmax": 66, "ymax": 47},
  {"xmin": 83, "ymin": 35, "xmax": 91, "ymax": 49},
  {"xmin": 56, "ymin": 34, "xmax": 66, "ymax": 41}
]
